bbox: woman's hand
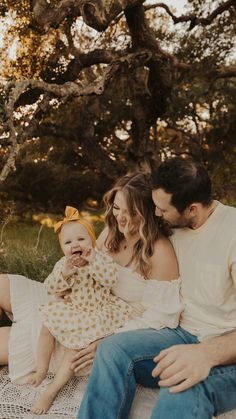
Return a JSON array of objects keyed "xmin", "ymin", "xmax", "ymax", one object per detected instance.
[{"xmin": 70, "ymin": 339, "xmax": 101, "ymax": 373}]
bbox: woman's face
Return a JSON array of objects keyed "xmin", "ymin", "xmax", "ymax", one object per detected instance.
[{"xmin": 112, "ymin": 190, "xmax": 141, "ymax": 235}]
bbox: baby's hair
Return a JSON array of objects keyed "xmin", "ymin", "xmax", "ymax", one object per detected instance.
[{"xmin": 54, "ymin": 206, "xmax": 96, "ymax": 246}]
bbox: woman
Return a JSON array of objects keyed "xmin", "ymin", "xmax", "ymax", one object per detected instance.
[{"xmin": 0, "ymin": 172, "xmax": 181, "ymax": 392}]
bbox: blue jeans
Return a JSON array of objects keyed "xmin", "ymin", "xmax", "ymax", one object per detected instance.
[{"xmin": 77, "ymin": 327, "xmax": 236, "ymax": 419}]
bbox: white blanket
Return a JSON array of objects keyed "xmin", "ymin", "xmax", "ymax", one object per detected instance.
[{"xmin": 0, "ymin": 367, "xmax": 236, "ymax": 419}]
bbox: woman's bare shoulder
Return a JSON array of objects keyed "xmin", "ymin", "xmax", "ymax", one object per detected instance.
[
  {"xmin": 149, "ymin": 236, "xmax": 179, "ymax": 280},
  {"xmin": 96, "ymin": 226, "xmax": 109, "ymax": 251},
  {"xmin": 153, "ymin": 235, "xmax": 175, "ymax": 253}
]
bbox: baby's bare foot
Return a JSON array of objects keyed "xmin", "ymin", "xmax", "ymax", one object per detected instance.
[
  {"xmin": 26, "ymin": 369, "xmax": 47, "ymax": 387},
  {"xmin": 31, "ymin": 387, "xmax": 57, "ymax": 415}
]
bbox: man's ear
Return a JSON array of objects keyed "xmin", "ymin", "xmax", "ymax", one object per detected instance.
[{"xmin": 185, "ymin": 203, "xmax": 198, "ymax": 217}]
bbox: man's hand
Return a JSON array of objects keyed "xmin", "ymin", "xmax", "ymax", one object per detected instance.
[
  {"xmin": 70, "ymin": 340, "xmax": 101, "ymax": 373},
  {"xmin": 152, "ymin": 344, "xmax": 213, "ymax": 393}
]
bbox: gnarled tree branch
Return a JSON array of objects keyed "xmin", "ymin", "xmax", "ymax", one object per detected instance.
[
  {"xmin": 0, "ymin": 49, "xmax": 152, "ymax": 182},
  {"xmin": 145, "ymin": 0, "xmax": 236, "ymax": 30},
  {"xmin": 31, "ymin": 0, "xmax": 82, "ymax": 32}
]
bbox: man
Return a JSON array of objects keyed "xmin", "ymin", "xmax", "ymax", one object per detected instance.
[{"xmin": 77, "ymin": 157, "xmax": 236, "ymax": 419}]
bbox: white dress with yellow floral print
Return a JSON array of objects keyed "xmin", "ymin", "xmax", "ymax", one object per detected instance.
[{"xmin": 39, "ymin": 251, "xmax": 132, "ymax": 349}]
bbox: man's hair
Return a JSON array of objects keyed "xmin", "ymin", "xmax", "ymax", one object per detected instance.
[{"xmin": 151, "ymin": 157, "xmax": 212, "ymax": 213}]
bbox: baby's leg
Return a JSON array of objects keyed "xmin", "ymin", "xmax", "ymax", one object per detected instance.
[
  {"xmin": 27, "ymin": 324, "xmax": 55, "ymax": 387},
  {"xmin": 0, "ymin": 327, "xmax": 10, "ymax": 365},
  {"xmin": 31, "ymin": 347, "xmax": 76, "ymax": 415}
]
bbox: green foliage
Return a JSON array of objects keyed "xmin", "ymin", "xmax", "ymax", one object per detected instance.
[
  {"xmin": 2, "ymin": 159, "xmax": 112, "ymax": 212},
  {"xmin": 0, "ymin": 222, "xmax": 61, "ymax": 281},
  {"xmin": 1, "ymin": 0, "xmax": 236, "ymax": 208},
  {"xmin": 0, "ymin": 218, "xmax": 105, "ymax": 281}
]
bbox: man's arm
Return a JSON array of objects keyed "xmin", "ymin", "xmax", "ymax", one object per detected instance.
[
  {"xmin": 154, "ymin": 233, "xmax": 236, "ymax": 393},
  {"xmin": 152, "ymin": 329, "xmax": 236, "ymax": 393}
]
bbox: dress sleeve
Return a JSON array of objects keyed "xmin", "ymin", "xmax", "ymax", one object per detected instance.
[
  {"xmin": 44, "ymin": 256, "xmax": 75, "ymax": 294},
  {"xmin": 89, "ymin": 251, "xmax": 118, "ymax": 288},
  {"xmin": 116, "ymin": 278, "xmax": 183, "ymax": 332}
]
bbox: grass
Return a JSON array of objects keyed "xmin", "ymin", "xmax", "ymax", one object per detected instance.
[{"xmin": 0, "ymin": 216, "xmax": 105, "ymax": 282}]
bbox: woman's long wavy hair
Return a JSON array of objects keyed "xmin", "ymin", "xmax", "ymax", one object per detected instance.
[{"xmin": 103, "ymin": 172, "xmax": 171, "ymax": 278}]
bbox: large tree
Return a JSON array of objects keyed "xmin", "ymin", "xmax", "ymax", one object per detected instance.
[{"xmin": 0, "ymin": 0, "xmax": 235, "ymax": 210}]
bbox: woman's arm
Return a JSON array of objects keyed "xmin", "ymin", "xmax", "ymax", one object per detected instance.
[
  {"xmin": 116, "ymin": 277, "xmax": 182, "ymax": 333},
  {"xmin": 116, "ymin": 238, "xmax": 181, "ymax": 333},
  {"xmin": 149, "ymin": 236, "xmax": 179, "ymax": 280},
  {"xmin": 70, "ymin": 339, "xmax": 102, "ymax": 373}
]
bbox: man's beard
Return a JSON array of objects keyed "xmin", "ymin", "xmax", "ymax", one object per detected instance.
[{"xmin": 166, "ymin": 216, "xmax": 192, "ymax": 229}]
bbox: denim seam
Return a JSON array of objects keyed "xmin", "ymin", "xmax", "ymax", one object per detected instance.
[
  {"xmin": 133, "ymin": 354, "xmax": 158, "ymax": 362},
  {"xmin": 118, "ymin": 360, "xmax": 134, "ymax": 419},
  {"xmin": 117, "ymin": 354, "xmax": 158, "ymax": 419},
  {"xmin": 209, "ymin": 365, "xmax": 236, "ymax": 377},
  {"xmin": 193, "ymin": 384, "xmax": 200, "ymax": 418}
]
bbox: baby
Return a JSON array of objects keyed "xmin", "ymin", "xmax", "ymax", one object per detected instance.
[{"xmin": 29, "ymin": 206, "xmax": 131, "ymax": 415}]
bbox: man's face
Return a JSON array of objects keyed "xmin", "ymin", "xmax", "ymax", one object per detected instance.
[{"xmin": 152, "ymin": 188, "xmax": 190, "ymax": 228}]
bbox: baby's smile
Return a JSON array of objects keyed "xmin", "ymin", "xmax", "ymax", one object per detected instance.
[{"xmin": 72, "ymin": 250, "xmax": 82, "ymax": 255}]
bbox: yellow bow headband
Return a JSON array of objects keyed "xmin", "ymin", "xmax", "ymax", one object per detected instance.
[{"xmin": 54, "ymin": 206, "xmax": 96, "ymax": 246}]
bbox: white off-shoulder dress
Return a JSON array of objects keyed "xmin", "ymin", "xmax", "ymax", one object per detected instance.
[{"xmin": 7, "ymin": 265, "xmax": 182, "ymax": 383}]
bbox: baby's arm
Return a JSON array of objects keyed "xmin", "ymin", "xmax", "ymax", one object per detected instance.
[
  {"xmin": 89, "ymin": 251, "xmax": 118, "ymax": 288},
  {"xmin": 44, "ymin": 257, "xmax": 75, "ymax": 295}
]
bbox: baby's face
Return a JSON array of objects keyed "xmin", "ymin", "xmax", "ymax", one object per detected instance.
[{"xmin": 59, "ymin": 222, "xmax": 93, "ymax": 257}]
